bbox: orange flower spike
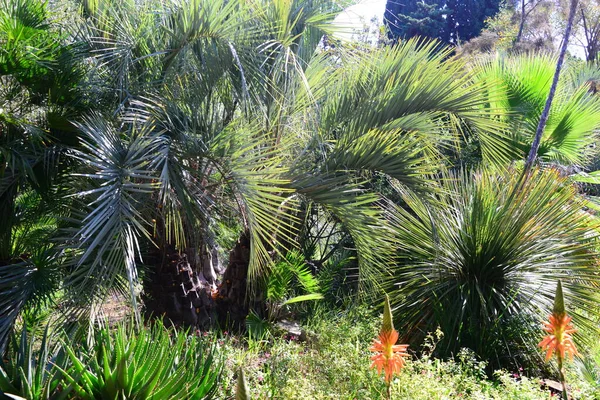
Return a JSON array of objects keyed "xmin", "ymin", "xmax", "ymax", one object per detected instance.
[
  {"xmin": 538, "ymin": 281, "xmax": 579, "ymax": 362},
  {"xmin": 539, "ymin": 313, "xmax": 579, "ymax": 361},
  {"xmin": 370, "ymin": 330, "xmax": 409, "ymax": 383},
  {"xmin": 370, "ymin": 295, "xmax": 409, "ymax": 383}
]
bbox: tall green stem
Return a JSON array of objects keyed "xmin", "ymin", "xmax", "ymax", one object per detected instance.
[{"xmin": 558, "ymin": 356, "xmax": 569, "ymax": 400}]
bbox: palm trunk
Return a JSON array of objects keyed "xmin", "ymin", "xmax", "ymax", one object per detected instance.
[
  {"xmin": 215, "ymin": 231, "xmax": 252, "ymax": 329},
  {"xmin": 143, "ymin": 222, "xmax": 258, "ymax": 331},
  {"xmin": 143, "ymin": 215, "xmax": 222, "ymax": 329},
  {"xmin": 524, "ymin": 0, "xmax": 579, "ymax": 172},
  {"xmin": 144, "ymin": 244, "xmax": 219, "ymax": 329}
]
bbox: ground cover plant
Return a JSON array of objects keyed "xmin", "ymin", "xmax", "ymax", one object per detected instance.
[{"xmin": 3, "ymin": 0, "xmax": 600, "ymax": 398}]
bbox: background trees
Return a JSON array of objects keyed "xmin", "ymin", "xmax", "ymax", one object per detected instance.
[{"xmin": 385, "ymin": 0, "xmax": 502, "ymax": 43}]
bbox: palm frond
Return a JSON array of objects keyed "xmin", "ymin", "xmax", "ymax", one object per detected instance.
[{"xmin": 473, "ymin": 54, "xmax": 600, "ymax": 167}]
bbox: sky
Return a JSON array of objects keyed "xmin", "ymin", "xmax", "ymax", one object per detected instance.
[{"xmin": 331, "ymin": 0, "xmax": 388, "ymax": 44}]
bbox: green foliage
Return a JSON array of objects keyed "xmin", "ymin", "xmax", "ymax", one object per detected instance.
[
  {"xmin": 218, "ymin": 305, "xmax": 573, "ymax": 399},
  {"xmin": 474, "ymin": 54, "xmax": 600, "ymax": 166},
  {"xmin": 60, "ymin": 322, "xmax": 221, "ymax": 400},
  {"xmin": 247, "ymin": 251, "xmax": 322, "ymax": 338},
  {"xmin": 0, "ymin": 322, "xmax": 222, "ymax": 400},
  {"xmin": 266, "ymin": 251, "xmax": 320, "ymax": 304},
  {"xmin": 385, "ymin": 168, "xmax": 600, "ymax": 370},
  {"xmin": 0, "ymin": 246, "xmax": 62, "ymax": 352},
  {"xmin": 445, "ymin": 0, "xmax": 502, "ymax": 43},
  {"xmin": 384, "ymin": 0, "xmax": 446, "ymax": 41},
  {"xmin": 385, "ymin": 0, "xmax": 502, "ymax": 44},
  {"xmin": 0, "ymin": 325, "xmax": 71, "ymax": 400}
]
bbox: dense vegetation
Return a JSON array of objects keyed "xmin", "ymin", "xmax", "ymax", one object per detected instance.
[{"xmin": 2, "ymin": 0, "xmax": 600, "ymax": 398}]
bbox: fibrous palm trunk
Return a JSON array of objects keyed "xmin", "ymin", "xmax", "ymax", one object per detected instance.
[
  {"xmin": 215, "ymin": 231, "xmax": 252, "ymax": 330},
  {"xmin": 144, "ymin": 228, "xmax": 254, "ymax": 331}
]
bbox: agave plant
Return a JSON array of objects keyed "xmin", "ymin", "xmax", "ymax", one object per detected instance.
[{"xmin": 386, "ymin": 168, "xmax": 600, "ymax": 370}]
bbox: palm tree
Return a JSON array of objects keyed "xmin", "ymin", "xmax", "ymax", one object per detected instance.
[
  {"xmin": 0, "ymin": 0, "xmax": 90, "ymax": 348},
  {"xmin": 472, "ymin": 54, "xmax": 600, "ymax": 168},
  {"xmin": 1, "ymin": 0, "xmax": 508, "ymax": 345}
]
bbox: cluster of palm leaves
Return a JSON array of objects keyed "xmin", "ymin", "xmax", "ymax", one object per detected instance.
[
  {"xmin": 2, "ymin": 0, "xmax": 600, "ymax": 373},
  {"xmin": 387, "ymin": 168, "xmax": 599, "ymax": 369}
]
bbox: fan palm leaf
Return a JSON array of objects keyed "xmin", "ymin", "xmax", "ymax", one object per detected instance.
[{"xmin": 473, "ymin": 54, "xmax": 600, "ymax": 166}]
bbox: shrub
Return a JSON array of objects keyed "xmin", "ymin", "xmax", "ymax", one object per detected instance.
[
  {"xmin": 386, "ymin": 168, "xmax": 599, "ymax": 371},
  {"xmin": 61, "ymin": 322, "xmax": 221, "ymax": 399},
  {"xmin": 0, "ymin": 325, "xmax": 71, "ymax": 400},
  {"xmin": 0, "ymin": 322, "xmax": 222, "ymax": 400}
]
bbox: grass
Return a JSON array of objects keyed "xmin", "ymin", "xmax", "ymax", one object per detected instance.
[
  {"xmin": 3, "ymin": 301, "xmax": 600, "ymax": 399},
  {"xmin": 213, "ymin": 303, "xmax": 599, "ymax": 399}
]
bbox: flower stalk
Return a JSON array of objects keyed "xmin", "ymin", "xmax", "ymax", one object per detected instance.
[
  {"xmin": 370, "ymin": 295, "xmax": 409, "ymax": 399},
  {"xmin": 538, "ymin": 281, "xmax": 579, "ymax": 399}
]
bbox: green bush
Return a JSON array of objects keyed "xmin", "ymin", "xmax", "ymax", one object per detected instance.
[
  {"xmin": 385, "ymin": 168, "xmax": 600, "ymax": 371},
  {"xmin": 0, "ymin": 322, "xmax": 222, "ymax": 400}
]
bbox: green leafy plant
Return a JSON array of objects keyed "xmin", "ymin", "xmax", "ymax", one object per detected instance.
[
  {"xmin": 60, "ymin": 322, "xmax": 221, "ymax": 400},
  {"xmin": 0, "ymin": 325, "xmax": 71, "ymax": 400},
  {"xmin": 386, "ymin": 167, "xmax": 599, "ymax": 370},
  {"xmin": 265, "ymin": 251, "xmax": 322, "ymax": 310},
  {"xmin": 247, "ymin": 251, "xmax": 323, "ymax": 339},
  {"xmin": 474, "ymin": 54, "xmax": 600, "ymax": 166}
]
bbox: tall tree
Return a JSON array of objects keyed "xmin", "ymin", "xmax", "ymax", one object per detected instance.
[
  {"xmin": 385, "ymin": 0, "xmax": 502, "ymax": 44},
  {"xmin": 444, "ymin": 0, "xmax": 502, "ymax": 44},
  {"xmin": 574, "ymin": 0, "xmax": 600, "ymax": 61},
  {"xmin": 384, "ymin": 0, "xmax": 445, "ymax": 40},
  {"xmin": 515, "ymin": 0, "xmax": 545, "ymax": 43}
]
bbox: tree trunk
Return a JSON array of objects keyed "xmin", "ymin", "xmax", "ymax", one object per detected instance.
[
  {"xmin": 143, "ymin": 242, "xmax": 220, "ymax": 329},
  {"xmin": 142, "ymin": 213, "xmax": 223, "ymax": 329},
  {"xmin": 143, "ymin": 228, "xmax": 256, "ymax": 332},
  {"xmin": 215, "ymin": 231, "xmax": 253, "ymax": 330},
  {"xmin": 524, "ymin": 0, "xmax": 579, "ymax": 172},
  {"xmin": 516, "ymin": 0, "xmax": 526, "ymax": 43}
]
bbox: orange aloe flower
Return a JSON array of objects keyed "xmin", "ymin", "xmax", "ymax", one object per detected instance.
[
  {"xmin": 539, "ymin": 313, "xmax": 578, "ymax": 362},
  {"xmin": 539, "ymin": 280, "xmax": 579, "ymax": 363},
  {"xmin": 370, "ymin": 329, "xmax": 409, "ymax": 383},
  {"xmin": 370, "ymin": 295, "xmax": 409, "ymax": 383}
]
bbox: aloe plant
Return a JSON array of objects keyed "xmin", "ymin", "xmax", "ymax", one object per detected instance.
[
  {"xmin": 59, "ymin": 322, "xmax": 221, "ymax": 400},
  {"xmin": 0, "ymin": 325, "xmax": 71, "ymax": 400}
]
